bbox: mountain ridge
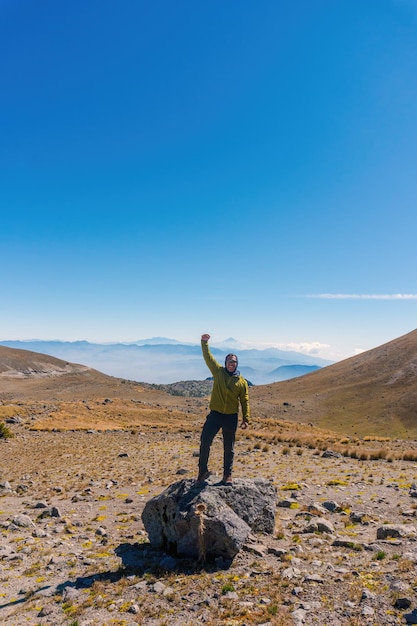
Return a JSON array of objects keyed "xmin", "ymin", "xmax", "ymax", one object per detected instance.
[
  {"xmin": 0, "ymin": 339, "xmax": 331, "ymax": 385},
  {"xmin": 1, "ymin": 328, "xmax": 417, "ymax": 438}
]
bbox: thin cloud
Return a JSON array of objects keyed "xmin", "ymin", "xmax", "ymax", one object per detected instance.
[
  {"xmin": 306, "ymin": 294, "xmax": 417, "ymax": 300},
  {"xmin": 272, "ymin": 341, "xmax": 330, "ymax": 355}
]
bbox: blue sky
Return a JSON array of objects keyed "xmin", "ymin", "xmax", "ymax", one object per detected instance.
[{"xmin": 1, "ymin": 0, "xmax": 417, "ymax": 362}]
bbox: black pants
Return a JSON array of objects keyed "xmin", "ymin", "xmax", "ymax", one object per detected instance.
[{"xmin": 198, "ymin": 410, "xmax": 238, "ymax": 477}]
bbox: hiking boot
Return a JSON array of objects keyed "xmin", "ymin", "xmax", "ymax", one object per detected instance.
[
  {"xmin": 222, "ymin": 475, "xmax": 232, "ymax": 485},
  {"xmin": 196, "ymin": 471, "xmax": 211, "ymax": 483}
]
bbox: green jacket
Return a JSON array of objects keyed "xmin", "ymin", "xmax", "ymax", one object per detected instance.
[{"xmin": 201, "ymin": 340, "xmax": 250, "ymax": 423}]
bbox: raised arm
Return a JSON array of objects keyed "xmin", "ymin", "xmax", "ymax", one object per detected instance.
[{"xmin": 201, "ymin": 333, "xmax": 221, "ymax": 375}]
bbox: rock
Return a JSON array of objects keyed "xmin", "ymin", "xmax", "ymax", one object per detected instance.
[
  {"xmin": 62, "ymin": 587, "xmax": 81, "ymax": 602},
  {"xmin": 361, "ymin": 589, "xmax": 376, "ymax": 602},
  {"xmin": 0, "ymin": 480, "xmax": 12, "ymax": 491},
  {"xmin": 0, "ymin": 545, "xmax": 14, "ymax": 559},
  {"xmin": 292, "ymin": 608, "xmax": 307, "ymax": 624},
  {"xmin": 11, "ymin": 514, "xmax": 36, "ymax": 529},
  {"xmin": 322, "ymin": 500, "xmax": 340, "ymax": 512},
  {"xmin": 361, "ymin": 605, "xmax": 374, "ymax": 616},
  {"xmin": 304, "ymin": 573, "xmax": 325, "ymax": 583},
  {"xmin": 278, "ymin": 499, "xmax": 298, "ymax": 508},
  {"xmin": 302, "ymin": 517, "xmax": 335, "ymax": 534},
  {"xmin": 322, "ymin": 450, "xmax": 342, "ymax": 458},
  {"xmin": 394, "ymin": 597, "xmax": 412, "ymax": 610},
  {"xmin": 37, "ymin": 604, "xmax": 54, "ymax": 617},
  {"xmin": 350, "ymin": 511, "xmax": 369, "ymax": 524},
  {"xmin": 242, "ymin": 542, "xmax": 267, "ymax": 557},
  {"xmin": 376, "ymin": 524, "xmax": 417, "ymax": 539},
  {"xmin": 221, "ymin": 591, "xmax": 239, "ymax": 602},
  {"xmin": 306, "ymin": 502, "xmax": 328, "ymax": 515},
  {"xmin": 37, "ymin": 506, "xmax": 62, "ymax": 519},
  {"xmin": 141, "ymin": 477, "xmax": 276, "ymax": 559},
  {"xmin": 282, "ymin": 567, "xmax": 302, "ymax": 579}
]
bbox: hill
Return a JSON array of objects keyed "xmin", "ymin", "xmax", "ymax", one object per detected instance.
[
  {"xmin": 0, "ymin": 345, "xmax": 186, "ymax": 407},
  {"xmin": 250, "ymin": 328, "xmax": 417, "ymax": 439}
]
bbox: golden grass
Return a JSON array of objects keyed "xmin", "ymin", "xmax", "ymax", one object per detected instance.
[
  {"xmin": 26, "ymin": 399, "xmax": 203, "ymax": 433},
  {"xmin": 3, "ymin": 395, "xmax": 417, "ymax": 465}
]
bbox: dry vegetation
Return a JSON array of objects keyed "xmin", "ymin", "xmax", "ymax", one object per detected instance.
[
  {"xmin": 2, "ymin": 336, "xmax": 417, "ymax": 624},
  {"xmin": 2, "ymin": 398, "xmax": 417, "ymax": 625}
]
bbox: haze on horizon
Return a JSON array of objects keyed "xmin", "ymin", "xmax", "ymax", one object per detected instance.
[{"xmin": 2, "ymin": 1, "xmax": 417, "ymax": 364}]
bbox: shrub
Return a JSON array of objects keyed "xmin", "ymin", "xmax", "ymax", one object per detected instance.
[
  {"xmin": 0, "ymin": 422, "xmax": 13, "ymax": 439},
  {"xmin": 403, "ymin": 451, "xmax": 417, "ymax": 462}
]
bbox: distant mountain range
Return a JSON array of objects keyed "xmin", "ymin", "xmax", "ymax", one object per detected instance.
[{"xmin": 0, "ymin": 338, "xmax": 332, "ymax": 385}]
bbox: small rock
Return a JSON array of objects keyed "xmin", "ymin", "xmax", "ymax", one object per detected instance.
[
  {"xmin": 303, "ymin": 517, "xmax": 334, "ymax": 534},
  {"xmin": 221, "ymin": 591, "xmax": 239, "ymax": 601},
  {"xmin": 37, "ymin": 605, "xmax": 54, "ymax": 617},
  {"xmin": 12, "ymin": 514, "xmax": 35, "ymax": 529},
  {"xmin": 292, "ymin": 608, "xmax": 307, "ymax": 624},
  {"xmin": 322, "ymin": 500, "xmax": 340, "ymax": 512},
  {"xmin": 394, "ymin": 598, "xmax": 412, "ymax": 610},
  {"xmin": 376, "ymin": 524, "xmax": 416, "ymax": 539},
  {"xmin": 62, "ymin": 587, "xmax": 80, "ymax": 602},
  {"xmin": 278, "ymin": 499, "xmax": 298, "ymax": 508},
  {"xmin": 322, "ymin": 449, "xmax": 342, "ymax": 458},
  {"xmin": 304, "ymin": 573, "xmax": 325, "ymax": 584},
  {"xmin": 361, "ymin": 605, "xmax": 375, "ymax": 616}
]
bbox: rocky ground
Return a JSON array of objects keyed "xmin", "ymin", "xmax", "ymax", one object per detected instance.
[{"xmin": 2, "ymin": 420, "xmax": 417, "ymax": 625}]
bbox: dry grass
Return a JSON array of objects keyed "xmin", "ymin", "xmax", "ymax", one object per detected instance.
[{"xmin": 2, "ymin": 416, "xmax": 417, "ymax": 625}]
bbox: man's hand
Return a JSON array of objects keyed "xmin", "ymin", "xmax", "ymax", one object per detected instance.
[
  {"xmin": 201, "ymin": 334, "xmax": 210, "ymax": 342},
  {"xmin": 240, "ymin": 421, "xmax": 249, "ymax": 430}
]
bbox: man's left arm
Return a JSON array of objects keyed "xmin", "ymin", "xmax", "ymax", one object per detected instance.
[{"xmin": 239, "ymin": 379, "xmax": 250, "ymax": 428}]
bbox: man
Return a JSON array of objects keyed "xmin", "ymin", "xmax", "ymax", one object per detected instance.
[{"xmin": 197, "ymin": 333, "xmax": 250, "ymax": 485}]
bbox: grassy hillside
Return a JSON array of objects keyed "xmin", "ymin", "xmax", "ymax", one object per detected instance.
[{"xmin": 250, "ymin": 328, "xmax": 417, "ymax": 439}]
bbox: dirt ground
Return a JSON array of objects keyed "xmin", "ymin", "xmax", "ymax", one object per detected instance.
[{"xmin": 2, "ymin": 418, "xmax": 417, "ymax": 625}]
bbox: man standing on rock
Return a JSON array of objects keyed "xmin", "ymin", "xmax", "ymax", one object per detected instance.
[{"xmin": 197, "ymin": 333, "xmax": 250, "ymax": 485}]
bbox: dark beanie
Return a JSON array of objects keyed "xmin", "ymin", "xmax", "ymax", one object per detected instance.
[{"xmin": 225, "ymin": 353, "xmax": 238, "ymax": 369}]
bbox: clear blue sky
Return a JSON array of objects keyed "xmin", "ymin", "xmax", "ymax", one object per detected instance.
[{"xmin": 1, "ymin": 0, "xmax": 417, "ymax": 362}]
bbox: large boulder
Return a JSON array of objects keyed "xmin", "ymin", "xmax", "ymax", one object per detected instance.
[{"xmin": 141, "ymin": 477, "xmax": 276, "ymax": 560}]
